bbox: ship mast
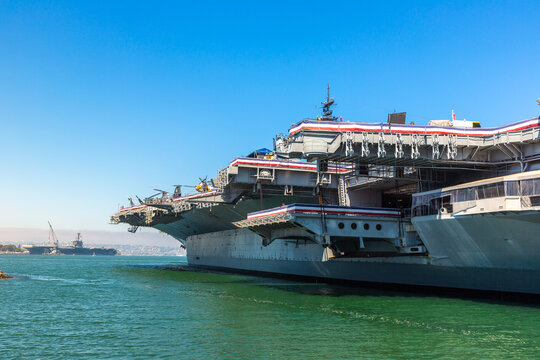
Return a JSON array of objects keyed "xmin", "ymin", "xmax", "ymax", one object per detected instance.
[{"xmin": 320, "ymin": 84, "xmax": 337, "ymax": 121}]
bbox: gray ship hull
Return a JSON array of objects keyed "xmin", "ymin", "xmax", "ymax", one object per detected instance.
[
  {"xmin": 412, "ymin": 211, "xmax": 540, "ymax": 269},
  {"xmin": 182, "ymin": 228, "xmax": 540, "ymax": 294}
]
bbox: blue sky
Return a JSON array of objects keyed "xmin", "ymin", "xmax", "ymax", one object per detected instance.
[{"xmin": 0, "ymin": 0, "xmax": 539, "ymax": 233}]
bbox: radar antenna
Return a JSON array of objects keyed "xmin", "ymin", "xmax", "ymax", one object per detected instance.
[{"xmin": 320, "ymin": 84, "xmax": 337, "ymax": 121}]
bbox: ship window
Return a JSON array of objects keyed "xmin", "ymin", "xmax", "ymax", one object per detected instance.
[
  {"xmin": 477, "ymin": 182, "xmax": 504, "ymax": 199},
  {"xmin": 413, "ymin": 191, "xmax": 455, "ymax": 216},
  {"xmin": 468, "ymin": 188, "xmax": 476, "ymax": 201},
  {"xmin": 521, "ymin": 178, "xmax": 540, "ymax": 196},
  {"xmin": 412, "ymin": 205, "xmax": 422, "ymax": 217},
  {"xmin": 521, "ymin": 179, "xmax": 532, "ymax": 195},
  {"xmin": 376, "ymin": 224, "xmax": 382, "ymax": 231},
  {"xmin": 351, "ymin": 223, "xmax": 357, "ymax": 230},
  {"xmin": 363, "ymin": 223, "xmax": 370, "ymax": 230},
  {"xmin": 338, "ymin": 222, "xmax": 345, "ymax": 229},
  {"xmin": 505, "ymin": 181, "xmax": 519, "ymax": 196},
  {"xmin": 532, "ymin": 179, "xmax": 540, "ymax": 195},
  {"xmin": 453, "ymin": 188, "xmax": 476, "ymax": 202},
  {"xmin": 429, "ymin": 197, "xmax": 441, "ymax": 214}
]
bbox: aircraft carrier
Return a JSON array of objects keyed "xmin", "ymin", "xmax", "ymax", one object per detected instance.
[
  {"xmin": 111, "ymin": 89, "xmax": 540, "ymax": 294},
  {"xmin": 25, "ymin": 223, "xmax": 118, "ymax": 256}
]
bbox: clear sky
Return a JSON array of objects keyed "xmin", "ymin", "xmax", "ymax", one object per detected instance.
[{"xmin": 0, "ymin": 1, "xmax": 539, "ymax": 235}]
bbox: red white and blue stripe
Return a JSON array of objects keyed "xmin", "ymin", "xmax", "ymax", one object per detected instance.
[
  {"xmin": 230, "ymin": 158, "xmax": 354, "ymax": 173},
  {"xmin": 246, "ymin": 203, "xmax": 401, "ymax": 220},
  {"xmin": 289, "ymin": 116, "xmax": 540, "ymax": 137}
]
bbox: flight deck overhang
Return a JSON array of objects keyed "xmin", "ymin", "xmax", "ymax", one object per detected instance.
[
  {"xmin": 111, "ymin": 190, "xmax": 226, "ymax": 226},
  {"xmin": 233, "ymin": 203, "xmax": 402, "ymax": 246}
]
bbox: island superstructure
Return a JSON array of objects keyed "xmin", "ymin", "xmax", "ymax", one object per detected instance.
[{"xmin": 112, "ymin": 89, "xmax": 540, "ymax": 294}]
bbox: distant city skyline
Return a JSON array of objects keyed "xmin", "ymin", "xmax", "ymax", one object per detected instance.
[{"xmin": 1, "ymin": 1, "xmax": 539, "ymax": 240}]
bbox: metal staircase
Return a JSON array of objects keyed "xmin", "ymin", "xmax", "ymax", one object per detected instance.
[{"xmin": 338, "ymin": 176, "xmax": 350, "ymax": 206}]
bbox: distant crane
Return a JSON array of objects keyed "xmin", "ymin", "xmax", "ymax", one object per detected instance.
[{"xmin": 48, "ymin": 221, "xmax": 59, "ymax": 249}]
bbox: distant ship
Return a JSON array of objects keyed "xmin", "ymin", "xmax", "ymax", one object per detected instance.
[{"xmin": 24, "ymin": 222, "xmax": 118, "ymax": 256}]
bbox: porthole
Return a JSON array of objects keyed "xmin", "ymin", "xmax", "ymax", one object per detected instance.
[
  {"xmin": 351, "ymin": 223, "xmax": 357, "ymax": 230},
  {"xmin": 363, "ymin": 223, "xmax": 370, "ymax": 230},
  {"xmin": 338, "ymin": 222, "xmax": 345, "ymax": 229},
  {"xmin": 376, "ymin": 224, "xmax": 382, "ymax": 231}
]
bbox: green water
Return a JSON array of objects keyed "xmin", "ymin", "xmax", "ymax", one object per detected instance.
[{"xmin": 1, "ymin": 255, "xmax": 540, "ymax": 359}]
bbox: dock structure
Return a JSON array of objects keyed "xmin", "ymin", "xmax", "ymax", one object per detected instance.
[{"xmin": 280, "ymin": 117, "xmax": 540, "ymax": 169}]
